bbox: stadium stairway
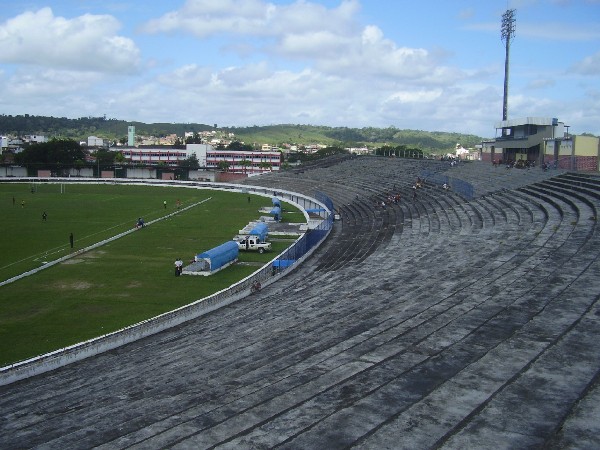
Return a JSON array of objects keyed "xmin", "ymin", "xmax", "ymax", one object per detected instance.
[{"xmin": 1, "ymin": 157, "xmax": 599, "ymax": 449}]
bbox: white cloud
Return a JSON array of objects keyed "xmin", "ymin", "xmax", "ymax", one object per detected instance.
[
  {"xmin": 157, "ymin": 64, "xmax": 213, "ymax": 90},
  {"xmin": 141, "ymin": 0, "xmax": 276, "ymax": 37},
  {"xmin": 277, "ymin": 30, "xmax": 352, "ymax": 59},
  {"xmin": 277, "ymin": 23, "xmax": 461, "ymax": 84},
  {"xmin": 132, "ymin": 58, "xmax": 498, "ymax": 134},
  {"xmin": 386, "ymin": 89, "xmax": 443, "ymax": 104},
  {"xmin": 526, "ymin": 78, "xmax": 556, "ymax": 89},
  {"xmin": 518, "ymin": 22, "xmax": 600, "ymax": 41},
  {"xmin": 141, "ymin": 0, "xmax": 460, "ymax": 85},
  {"xmin": 141, "ymin": 0, "xmax": 360, "ymax": 38},
  {"xmin": 271, "ymin": 0, "xmax": 360, "ymax": 35},
  {"xmin": 2, "ymin": 68, "xmax": 104, "ymax": 97},
  {"xmin": 457, "ymin": 8, "xmax": 475, "ymax": 20},
  {"xmin": 0, "ymin": 7, "xmax": 140, "ymax": 73},
  {"xmin": 569, "ymin": 51, "xmax": 600, "ymax": 76},
  {"xmin": 0, "ymin": 67, "xmax": 112, "ymax": 119}
]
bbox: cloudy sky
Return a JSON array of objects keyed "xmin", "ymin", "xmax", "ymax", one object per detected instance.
[{"xmin": 0, "ymin": 0, "xmax": 599, "ymax": 138}]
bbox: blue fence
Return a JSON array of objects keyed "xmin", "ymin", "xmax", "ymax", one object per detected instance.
[
  {"xmin": 315, "ymin": 191, "xmax": 334, "ymax": 213},
  {"xmin": 272, "ymin": 192, "xmax": 333, "ymax": 275},
  {"xmin": 420, "ymin": 169, "xmax": 474, "ymax": 200}
]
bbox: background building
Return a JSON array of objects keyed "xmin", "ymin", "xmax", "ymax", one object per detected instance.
[
  {"xmin": 205, "ymin": 149, "xmax": 281, "ymax": 174},
  {"xmin": 117, "ymin": 143, "xmax": 281, "ymax": 174},
  {"xmin": 119, "ymin": 146, "xmax": 188, "ymax": 165}
]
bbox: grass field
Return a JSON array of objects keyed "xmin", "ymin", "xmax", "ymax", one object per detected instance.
[{"xmin": 0, "ymin": 182, "xmax": 302, "ymax": 366}]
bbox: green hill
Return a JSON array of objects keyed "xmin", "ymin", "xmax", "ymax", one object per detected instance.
[
  {"xmin": 0, "ymin": 114, "xmax": 486, "ymax": 153},
  {"xmin": 228, "ymin": 124, "xmax": 486, "ymax": 152}
]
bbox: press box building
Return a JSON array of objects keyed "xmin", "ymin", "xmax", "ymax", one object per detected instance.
[{"xmin": 481, "ymin": 117, "xmax": 600, "ymax": 171}]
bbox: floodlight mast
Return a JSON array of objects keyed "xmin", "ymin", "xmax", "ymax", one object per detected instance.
[{"xmin": 501, "ymin": 9, "xmax": 516, "ymax": 123}]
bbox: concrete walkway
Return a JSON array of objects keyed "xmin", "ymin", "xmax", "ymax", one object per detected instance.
[{"xmin": 1, "ymin": 158, "xmax": 599, "ymax": 449}]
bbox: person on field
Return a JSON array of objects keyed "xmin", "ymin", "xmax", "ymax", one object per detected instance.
[
  {"xmin": 42, "ymin": 211, "xmax": 47, "ymax": 221},
  {"xmin": 174, "ymin": 258, "xmax": 183, "ymax": 276}
]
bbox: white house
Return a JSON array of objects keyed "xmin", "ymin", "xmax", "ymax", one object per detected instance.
[
  {"xmin": 87, "ymin": 136, "xmax": 104, "ymax": 147},
  {"xmin": 24, "ymin": 134, "xmax": 48, "ymax": 144}
]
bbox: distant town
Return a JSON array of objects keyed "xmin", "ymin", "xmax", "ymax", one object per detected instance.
[
  {"xmin": 1, "ymin": 120, "xmax": 484, "ymax": 183},
  {"xmin": 2, "ymin": 113, "xmax": 597, "ymax": 180},
  {"xmin": 0, "ymin": 127, "xmax": 384, "ymax": 159}
]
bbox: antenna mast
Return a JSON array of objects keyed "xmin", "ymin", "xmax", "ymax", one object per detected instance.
[{"xmin": 501, "ymin": 8, "xmax": 516, "ymax": 123}]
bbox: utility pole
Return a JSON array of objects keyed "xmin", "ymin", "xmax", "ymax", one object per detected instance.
[{"xmin": 501, "ymin": 9, "xmax": 516, "ymax": 123}]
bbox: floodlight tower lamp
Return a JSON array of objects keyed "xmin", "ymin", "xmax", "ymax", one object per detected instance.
[{"xmin": 501, "ymin": 8, "xmax": 516, "ymax": 123}]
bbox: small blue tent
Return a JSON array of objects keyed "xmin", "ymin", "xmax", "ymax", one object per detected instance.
[
  {"xmin": 248, "ymin": 222, "xmax": 268, "ymax": 242},
  {"xmin": 196, "ymin": 241, "xmax": 239, "ymax": 272},
  {"xmin": 270, "ymin": 206, "xmax": 281, "ymax": 221},
  {"xmin": 271, "ymin": 197, "xmax": 281, "ymax": 207}
]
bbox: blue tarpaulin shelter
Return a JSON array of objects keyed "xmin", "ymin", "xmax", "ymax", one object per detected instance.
[
  {"xmin": 196, "ymin": 241, "xmax": 239, "ymax": 272},
  {"xmin": 248, "ymin": 222, "xmax": 268, "ymax": 242},
  {"xmin": 270, "ymin": 206, "xmax": 281, "ymax": 221},
  {"xmin": 271, "ymin": 197, "xmax": 281, "ymax": 207}
]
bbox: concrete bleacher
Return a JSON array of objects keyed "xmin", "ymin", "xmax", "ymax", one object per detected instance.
[
  {"xmin": 436, "ymin": 158, "xmax": 568, "ymax": 197},
  {"xmin": 1, "ymin": 157, "xmax": 599, "ymax": 448}
]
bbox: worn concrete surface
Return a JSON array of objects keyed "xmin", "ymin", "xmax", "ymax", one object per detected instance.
[{"xmin": 1, "ymin": 158, "xmax": 599, "ymax": 449}]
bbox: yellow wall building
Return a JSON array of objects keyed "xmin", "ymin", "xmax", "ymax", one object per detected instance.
[{"xmin": 544, "ymin": 135, "xmax": 600, "ymax": 171}]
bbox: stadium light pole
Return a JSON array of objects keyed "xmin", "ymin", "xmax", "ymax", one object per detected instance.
[{"xmin": 501, "ymin": 9, "xmax": 516, "ymax": 124}]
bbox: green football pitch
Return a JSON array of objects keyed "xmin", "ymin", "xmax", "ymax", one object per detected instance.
[{"xmin": 0, "ymin": 182, "xmax": 301, "ymax": 366}]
